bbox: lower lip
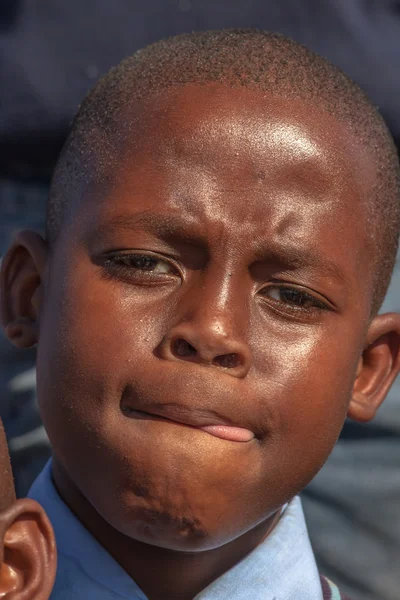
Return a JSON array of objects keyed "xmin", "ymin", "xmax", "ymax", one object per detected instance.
[
  {"xmin": 124, "ymin": 409, "xmax": 254, "ymax": 442},
  {"xmin": 198, "ymin": 425, "xmax": 254, "ymax": 442}
]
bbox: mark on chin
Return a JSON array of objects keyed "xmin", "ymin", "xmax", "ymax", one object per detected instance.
[{"xmin": 134, "ymin": 506, "xmax": 208, "ymax": 540}]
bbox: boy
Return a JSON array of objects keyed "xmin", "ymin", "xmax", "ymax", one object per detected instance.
[
  {"xmin": 1, "ymin": 29, "xmax": 400, "ymax": 599},
  {"xmin": 0, "ymin": 419, "xmax": 56, "ymax": 598}
]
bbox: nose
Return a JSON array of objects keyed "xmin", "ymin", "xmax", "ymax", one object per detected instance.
[{"xmin": 158, "ymin": 310, "xmax": 252, "ymax": 379}]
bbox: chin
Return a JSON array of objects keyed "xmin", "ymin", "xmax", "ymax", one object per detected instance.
[
  {"xmin": 103, "ymin": 484, "xmax": 239, "ymax": 552},
  {"xmin": 130, "ymin": 507, "xmax": 213, "ymax": 551}
]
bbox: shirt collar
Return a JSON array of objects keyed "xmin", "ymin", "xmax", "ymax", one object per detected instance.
[
  {"xmin": 30, "ymin": 460, "xmax": 322, "ymax": 600},
  {"xmin": 196, "ymin": 497, "xmax": 323, "ymax": 599}
]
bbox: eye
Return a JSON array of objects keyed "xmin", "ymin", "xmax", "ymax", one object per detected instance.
[
  {"xmin": 260, "ymin": 285, "xmax": 329, "ymax": 311},
  {"xmin": 111, "ymin": 254, "xmax": 176, "ymax": 273},
  {"xmin": 102, "ymin": 252, "xmax": 180, "ymax": 281}
]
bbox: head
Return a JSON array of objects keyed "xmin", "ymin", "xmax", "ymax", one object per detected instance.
[
  {"xmin": 1, "ymin": 30, "xmax": 400, "ymax": 553},
  {"xmin": 0, "ymin": 421, "xmax": 56, "ymax": 598}
]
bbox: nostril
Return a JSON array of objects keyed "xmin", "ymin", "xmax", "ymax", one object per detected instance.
[
  {"xmin": 173, "ymin": 338, "xmax": 197, "ymax": 358},
  {"xmin": 212, "ymin": 353, "xmax": 241, "ymax": 369}
]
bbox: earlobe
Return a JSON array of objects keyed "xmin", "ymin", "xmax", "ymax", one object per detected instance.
[
  {"xmin": 348, "ymin": 313, "xmax": 400, "ymax": 422},
  {"xmin": 0, "ymin": 499, "xmax": 56, "ymax": 599},
  {"xmin": 4, "ymin": 319, "xmax": 38, "ymax": 349},
  {"xmin": 0, "ymin": 231, "xmax": 48, "ymax": 349}
]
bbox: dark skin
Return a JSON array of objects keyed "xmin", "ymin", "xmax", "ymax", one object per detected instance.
[
  {"xmin": 2, "ymin": 84, "xmax": 400, "ymax": 600},
  {"xmin": 0, "ymin": 420, "xmax": 56, "ymax": 599}
]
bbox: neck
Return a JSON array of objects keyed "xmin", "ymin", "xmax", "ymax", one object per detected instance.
[{"xmin": 52, "ymin": 460, "xmax": 281, "ymax": 600}]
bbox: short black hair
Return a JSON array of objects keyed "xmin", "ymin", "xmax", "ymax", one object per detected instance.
[{"xmin": 47, "ymin": 29, "xmax": 400, "ymax": 314}]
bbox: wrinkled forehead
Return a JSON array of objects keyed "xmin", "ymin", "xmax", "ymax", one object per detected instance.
[
  {"xmin": 0, "ymin": 421, "xmax": 15, "ymax": 511},
  {"xmin": 69, "ymin": 83, "xmax": 378, "ymax": 284},
  {"xmin": 60, "ymin": 83, "xmax": 380, "ymax": 317},
  {"xmin": 82, "ymin": 84, "xmax": 375, "ymax": 259}
]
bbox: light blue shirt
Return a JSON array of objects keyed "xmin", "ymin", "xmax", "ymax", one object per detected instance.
[{"xmin": 29, "ymin": 461, "xmax": 323, "ymax": 599}]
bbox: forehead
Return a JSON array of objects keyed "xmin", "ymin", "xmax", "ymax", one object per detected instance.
[
  {"xmin": 90, "ymin": 85, "xmax": 373, "ymax": 236},
  {"xmin": 71, "ymin": 84, "xmax": 377, "ymax": 309},
  {"xmin": 0, "ymin": 422, "xmax": 15, "ymax": 511},
  {"xmin": 119, "ymin": 83, "xmax": 373, "ymax": 178},
  {"xmin": 100, "ymin": 84, "xmax": 376, "ymax": 228}
]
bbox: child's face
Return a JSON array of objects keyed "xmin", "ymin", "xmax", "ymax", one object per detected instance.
[
  {"xmin": 4, "ymin": 84, "xmax": 400, "ymax": 552},
  {"xmin": 0, "ymin": 422, "xmax": 56, "ymax": 598}
]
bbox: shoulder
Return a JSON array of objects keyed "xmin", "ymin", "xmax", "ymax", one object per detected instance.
[{"xmin": 320, "ymin": 575, "xmax": 351, "ymax": 600}]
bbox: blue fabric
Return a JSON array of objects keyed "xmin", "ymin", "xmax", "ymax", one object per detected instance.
[{"xmin": 29, "ymin": 460, "xmax": 323, "ymax": 600}]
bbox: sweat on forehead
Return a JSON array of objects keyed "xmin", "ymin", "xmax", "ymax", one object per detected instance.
[
  {"xmin": 47, "ymin": 28, "xmax": 400, "ymax": 313},
  {"xmin": 0, "ymin": 421, "xmax": 15, "ymax": 512}
]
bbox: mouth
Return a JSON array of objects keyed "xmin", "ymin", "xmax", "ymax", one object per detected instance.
[{"xmin": 121, "ymin": 402, "xmax": 255, "ymax": 443}]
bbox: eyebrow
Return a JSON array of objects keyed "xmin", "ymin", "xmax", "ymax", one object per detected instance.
[
  {"xmin": 90, "ymin": 211, "xmax": 205, "ymax": 242},
  {"xmin": 91, "ymin": 211, "xmax": 348, "ymax": 284},
  {"xmin": 257, "ymin": 244, "xmax": 348, "ymax": 284}
]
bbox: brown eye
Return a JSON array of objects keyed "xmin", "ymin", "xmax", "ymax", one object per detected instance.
[
  {"xmin": 261, "ymin": 286, "xmax": 327, "ymax": 310},
  {"xmin": 101, "ymin": 252, "xmax": 181, "ymax": 282},
  {"xmin": 113, "ymin": 254, "xmax": 176, "ymax": 274}
]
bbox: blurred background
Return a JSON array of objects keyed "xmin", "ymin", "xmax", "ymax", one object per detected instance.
[{"xmin": 1, "ymin": 2, "xmax": 399, "ymax": 599}]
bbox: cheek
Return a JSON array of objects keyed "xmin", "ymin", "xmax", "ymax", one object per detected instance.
[
  {"xmin": 41, "ymin": 253, "xmax": 168, "ymax": 375},
  {"xmin": 252, "ymin": 318, "xmax": 362, "ymax": 486},
  {"xmin": 37, "ymin": 254, "xmax": 171, "ymax": 442},
  {"xmin": 254, "ymin": 314, "xmax": 362, "ymax": 410}
]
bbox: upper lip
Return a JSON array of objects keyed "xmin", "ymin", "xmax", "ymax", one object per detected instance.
[{"xmin": 121, "ymin": 401, "xmax": 252, "ymax": 432}]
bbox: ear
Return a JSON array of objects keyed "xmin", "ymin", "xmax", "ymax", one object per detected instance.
[
  {"xmin": 0, "ymin": 231, "xmax": 48, "ymax": 348},
  {"xmin": 0, "ymin": 498, "xmax": 56, "ymax": 599},
  {"xmin": 348, "ymin": 313, "xmax": 400, "ymax": 422}
]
